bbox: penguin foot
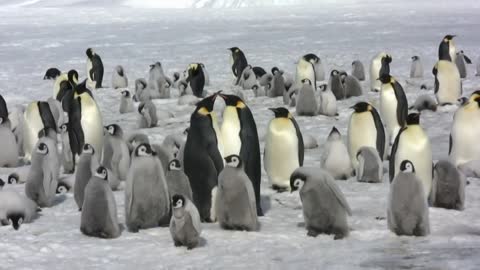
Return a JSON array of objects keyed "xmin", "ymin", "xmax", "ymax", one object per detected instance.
[
  {"xmin": 334, "ymin": 233, "xmax": 345, "ymax": 240},
  {"xmin": 257, "ymin": 207, "xmax": 264, "ymax": 217},
  {"xmin": 307, "ymin": 230, "xmax": 320, "ymax": 237},
  {"xmin": 174, "ymin": 241, "xmax": 182, "ymax": 247}
]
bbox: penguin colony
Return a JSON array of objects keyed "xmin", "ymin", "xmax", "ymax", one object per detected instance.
[{"xmin": 0, "ymin": 34, "xmax": 479, "ymax": 249}]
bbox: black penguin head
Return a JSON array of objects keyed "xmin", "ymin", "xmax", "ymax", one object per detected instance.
[
  {"xmin": 8, "ymin": 173, "xmax": 18, "ymax": 184},
  {"xmin": 290, "ymin": 172, "xmax": 306, "ymax": 192},
  {"xmin": 121, "ymin": 90, "xmax": 130, "ymax": 97},
  {"xmin": 95, "ymin": 166, "xmax": 108, "ymax": 181},
  {"xmin": 136, "ymin": 79, "xmax": 147, "ymax": 90},
  {"xmin": 252, "ymin": 85, "xmax": 259, "ymax": 91},
  {"xmin": 173, "ymin": 72, "xmax": 180, "ymax": 81},
  {"xmin": 379, "ymin": 74, "xmax": 393, "ymax": 84},
  {"xmin": 400, "ymin": 160, "xmax": 415, "ymax": 173},
  {"xmin": 271, "ymin": 67, "xmax": 280, "ymax": 75},
  {"xmin": 150, "ymin": 62, "xmax": 161, "ymax": 70},
  {"xmin": 327, "ymin": 126, "xmax": 341, "ymax": 141},
  {"xmin": 318, "ymin": 84, "xmax": 327, "ymax": 92},
  {"xmin": 303, "ymin": 53, "xmax": 319, "ymax": 64},
  {"xmin": 83, "ymin": 143, "xmax": 95, "ymax": 155},
  {"xmin": 406, "ymin": 113, "xmax": 420, "ymax": 125},
  {"xmin": 86, "ymin": 48, "xmax": 94, "ymax": 58},
  {"xmin": 219, "ymin": 93, "xmax": 246, "ymax": 108},
  {"xmin": 228, "ymin": 47, "xmax": 240, "ymax": 54},
  {"xmin": 7, "ymin": 212, "xmax": 25, "ymax": 230},
  {"xmin": 330, "ymin": 69, "xmax": 339, "ymax": 76},
  {"xmin": 194, "ymin": 94, "xmax": 217, "ymax": 116},
  {"xmin": 36, "ymin": 142, "xmax": 49, "ymax": 155},
  {"xmin": 168, "ymin": 159, "xmax": 181, "ymax": 171},
  {"xmin": 458, "ymin": 97, "xmax": 469, "ymax": 106},
  {"xmin": 444, "ymin": 35, "xmax": 456, "ymax": 41},
  {"xmin": 135, "ymin": 143, "xmax": 155, "ymax": 157},
  {"xmin": 67, "ymin": 70, "xmax": 79, "ymax": 86},
  {"xmin": 43, "ymin": 68, "xmax": 61, "ymax": 80},
  {"xmin": 411, "ymin": 56, "xmax": 419, "ymax": 61},
  {"xmin": 225, "ymin": 154, "xmax": 242, "ymax": 168},
  {"xmin": 351, "ymin": 102, "xmax": 371, "ymax": 113},
  {"xmin": 269, "ymin": 107, "xmax": 291, "ymax": 119},
  {"xmin": 439, "ymin": 35, "xmax": 456, "ymax": 61},
  {"xmin": 382, "ymin": 54, "xmax": 392, "ymax": 64},
  {"xmin": 106, "ymin": 124, "xmax": 122, "ymax": 137},
  {"xmin": 301, "ymin": 78, "xmax": 312, "ymax": 85},
  {"xmin": 473, "ymin": 97, "xmax": 480, "ymax": 108},
  {"xmin": 116, "ymin": 65, "xmax": 124, "ymax": 76},
  {"xmin": 0, "ymin": 178, "xmax": 4, "ymax": 188},
  {"xmin": 172, "ymin": 194, "xmax": 185, "ymax": 209}
]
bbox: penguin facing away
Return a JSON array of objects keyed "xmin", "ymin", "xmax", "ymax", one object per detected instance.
[
  {"xmin": 320, "ymin": 127, "xmax": 354, "ymax": 180},
  {"xmin": 410, "ymin": 56, "xmax": 424, "ymax": 78},
  {"xmin": 388, "ymin": 160, "xmax": 430, "ymax": 236},
  {"xmin": 351, "ymin": 60, "xmax": 365, "ymax": 81},
  {"xmin": 112, "ymin": 65, "xmax": 128, "ymax": 89},
  {"xmin": 187, "ymin": 63, "xmax": 206, "ymax": 98},
  {"xmin": 318, "ymin": 83, "xmax": 337, "ymax": 117},
  {"xmin": 74, "ymin": 143, "xmax": 99, "ymax": 211},
  {"xmin": 379, "ymin": 74, "xmax": 408, "ymax": 144},
  {"xmin": 409, "ymin": 95, "xmax": 437, "ymax": 112},
  {"xmin": 296, "ymin": 79, "xmax": 318, "ymax": 116},
  {"xmin": 370, "ymin": 52, "xmax": 392, "ymax": 92},
  {"xmin": 170, "ymin": 194, "xmax": 202, "ymax": 249},
  {"xmin": 290, "ymin": 167, "xmax": 352, "ymax": 239},
  {"xmin": 137, "ymin": 100, "xmax": 158, "ymax": 128},
  {"xmin": 166, "ymin": 159, "xmax": 193, "ymax": 201},
  {"xmin": 86, "ymin": 48, "xmax": 104, "ymax": 89},
  {"xmin": 228, "ymin": 47, "xmax": 248, "ymax": 85},
  {"xmin": 356, "ymin": 146, "xmax": 383, "ymax": 183},
  {"xmin": 430, "ymin": 160, "xmax": 465, "ymax": 210},
  {"xmin": 80, "ymin": 166, "xmax": 121, "ymax": 239}
]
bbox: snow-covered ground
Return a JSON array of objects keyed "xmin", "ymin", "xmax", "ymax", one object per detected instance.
[{"xmin": 1, "ymin": 1, "xmax": 480, "ymax": 269}]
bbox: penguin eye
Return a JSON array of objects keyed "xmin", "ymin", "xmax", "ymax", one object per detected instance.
[
  {"xmin": 294, "ymin": 179, "xmax": 302, "ymax": 188},
  {"xmin": 138, "ymin": 145, "xmax": 149, "ymax": 156},
  {"xmin": 61, "ymin": 125, "xmax": 67, "ymax": 132},
  {"xmin": 175, "ymin": 200, "xmax": 183, "ymax": 208},
  {"xmin": 37, "ymin": 143, "xmax": 48, "ymax": 154}
]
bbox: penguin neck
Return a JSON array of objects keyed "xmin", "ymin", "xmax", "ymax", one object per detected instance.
[{"xmin": 439, "ymin": 43, "xmax": 452, "ymax": 61}]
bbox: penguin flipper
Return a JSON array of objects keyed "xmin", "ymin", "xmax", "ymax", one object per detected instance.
[
  {"xmin": 290, "ymin": 117, "xmax": 304, "ymax": 166},
  {"xmin": 464, "ymin": 55, "xmax": 472, "ymax": 64},
  {"xmin": 325, "ymin": 178, "xmax": 352, "ymax": 216},
  {"xmin": 207, "ymin": 142, "xmax": 224, "ymax": 176},
  {"xmin": 389, "ymin": 127, "xmax": 405, "ymax": 182},
  {"xmin": 393, "ymin": 82, "xmax": 408, "ymax": 127},
  {"xmin": 370, "ymin": 108, "xmax": 386, "ymax": 160}
]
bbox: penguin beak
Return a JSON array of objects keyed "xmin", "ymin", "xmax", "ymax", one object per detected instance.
[{"xmin": 268, "ymin": 108, "xmax": 277, "ymax": 113}]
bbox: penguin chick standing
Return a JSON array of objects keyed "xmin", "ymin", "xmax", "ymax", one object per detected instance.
[
  {"xmin": 410, "ymin": 56, "xmax": 424, "ymax": 78},
  {"xmin": 80, "ymin": 166, "xmax": 121, "ymax": 239},
  {"xmin": 134, "ymin": 78, "xmax": 150, "ymax": 102},
  {"xmin": 170, "ymin": 194, "xmax": 202, "ymax": 249},
  {"xmin": 228, "ymin": 47, "xmax": 248, "ymax": 85},
  {"xmin": 126, "ymin": 144, "xmax": 170, "ymax": 232},
  {"xmin": 351, "ymin": 60, "xmax": 365, "ymax": 81},
  {"xmin": 329, "ymin": 70, "xmax": 345, "ymax": 100},
  {"xmin": 264, "ymin": 107, "xmax": 304, "ymax": 191},
  {"xmin": 0, "ymin": 115, "xmax": 19, "ymax": 167},
  {"xmin": 148, "ymin": 62, "xmax": 171, "ymax": 99},
  {"xmin": 102, "ymin": 124, "xmax": 130, "ymax": 182},
  {"xmin": 25, "ymin": 138, "xmax": 59, "ymax": 207},
  {"xmin": 290, "ymin": 167, "xmax": 352, "ymax": 239},
  {"xmin": 119, "ymin": 90, "xmax": 134, "ymax": 114},
  {"xmin": 166, "ymin": 159, "xmax": 193, "ymax": 201},
  {"xmin": 356, "ymin": 146, "xmax": 383, "ymax": 183},
  {"xmin": 137, "ymin": 100, "xmax": 158, "ymax": 128},
  {"xmin": 434, "ymin": 35, "xmax": 461, "ymax": 105},
  {"xmin": 86, "ymin": 48, "xmax": 104, "ymax": 89},
  {"xmin": 296, "ymin": 79, "xmax": 318, "ymax": 116},
  {"xmin": 320, "ymin": 127, "xmax": 353, "ymax": 180},
  {"xmin": 216, "ymin": 155, "xmax": 259, "ymax": 231},
  {"xmin": 379, "ymin": 74, "xmax": 408, "ymax": 145},
  {"xmin": 370, "ymin": 53, "xmax": 392, "ymax": 92},
  {"xmin": 388, "ymin": 160, "xmax": 430, "ymax": 236},
  {"xmin": 430, "ymin": 160, "xmax": 465, "ymax": 210},
  {"xmin": 187, "ymin": 63, "xmax": 205, "ymax": 98},
  {"xmin": 74, "ymin": 144, "xmax": 99, "ymax": 211},
  {"xmin": 318, "ymin": 84, "xmax": 337, "ymax": 117},
  {"xmin": 268, "ymin": 68, "xmax": 287, "ymax": 98},
  {"xmin": 112, "ymin": 65, "xmax": 128, "ymax": 89}
]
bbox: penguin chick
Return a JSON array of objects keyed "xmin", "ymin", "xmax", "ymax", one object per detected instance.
[
  {"xmin": 388, "ymin": 160, "xmax": 430, "ymax": 236},
  {"xmin": 112, "ymin": 65, "xmax": 128, "ymax": 89},
  {"xmin": 410, "ymin": 56, "xmax": 424, "ymax": 78},
  {"xmin": 137, "ymin": 100, "xmax": 158, "ymax": 128},
  {"xmin": 0, "ymin": 190, "xmax": 38, "ymax": 230},
  {"xmin": 103, "ymin": 124, "xmax": 130, "ymax": 182},
  {"xmin": 351, "ymin": 60, "xmax": 365, "ymax": 81},
  {"xmin": 0, "ymin": 116, "xmax": 19, "ymax": 167},
  {"xmin": 341, "ymin": 72, "xmax": 363, "ymax": 98},
  {"xmin": 356, "ymin": 146, "xmax": 383, "ymax": 183},
  {"xmin": 148, "ymin": 62, "xmax": 171, "ymax": 99},
  {"xmin": 119, "ymin": 90, "xmax": 134, "ymax": 114},
  {"xmin": 166, "ymin": 159, "xmax": 193, "ymax": 201},
  {"xmin": 430, "ymin": 160, "xmax": 465, "ymax": 210},
  {"xmin": 74, "ymin": 144, "xmax": 99, "ymax": 211},
  {"xmin": 216, "ymin": 155, "xmax": 259, "ymax": 231},
  {"xmin": 318, "ymin": 84, "xmax": 337, "ymax": 117},
  {"xmin": 329, "ymin": 70, "xmax": 345, "ymax": 100},
  {"xmin": 296, "ymin": 79, "xmax": 318, "ymax": 116},
  {"xmin": 290, "ymin": 167, "xmax": 352, "ymax": 239},
  {"xmin": 134, "ymin": 78, "xmax": 151, "ymax": 102},
  {"xmin": 320, "ymin": 127, "xmax": 353, "ymax": 180},
  {"xmin": 170, "ymin": 194, "xmax": 202, "ymax": 249},
  {"xmin": 409, "ymin": 95, "xmax": 437, "ymax": 112}
]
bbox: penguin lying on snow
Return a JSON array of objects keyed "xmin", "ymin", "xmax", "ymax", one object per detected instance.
[
  {"xmin": 170, "ymin": 194, "xmax": 202, "ymax": 249},
  {"xmin": 0, "ymin": 189, "xmax": 39, "ymax": 230}
]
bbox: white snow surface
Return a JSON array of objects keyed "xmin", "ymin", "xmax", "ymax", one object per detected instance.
[{"xmin": 1, "ymin": 0, "xmax": 480, "ymax": 269}]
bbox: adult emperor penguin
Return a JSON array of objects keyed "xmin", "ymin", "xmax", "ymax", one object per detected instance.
[
  {"xmin": 148, "ymin": 62, "xmax": 171, "ymax": 99},
  {"xmin": 183, "ymin": 94, "xmax": 224, "ymax": 222},
  {"xmin": 379, "ymin": 74, "xmax": 408, "ymax": 144},
  {"xmin": 199, "ymin": 63, "xmax": 210, "ymax": 86},
  {"xmin": 455, "ymin": 50, "xmax": 472, "ymax": 79},
  {"xmin": 216, "ymin": 155, "xmax": 259, "ymax": 231},
  {"xmin": 290, "ymin": 167, "xmax": 352, "ymax": 239},
  {"xmin": 170, "ymin": 194, "xmax": 202, "ymax": 249},
  {"xmin": 119, "ymin": 90, "xmax": 134, "ymax": 114},
  {"xmin": 434, "ymin": 35, "xmax": 461, "ymax": 105},
  {"xmin": 390, "ymin": 113, "xmax": 433, "ymax": 198},
  {"xmin": 86, "ymin": 48, "xmax": 104, "ymax": 89},
  {"xmin": 102, "ymin": 124, "xmax": 130, "ymax": 182},
  {"xmin": 25, "ymin": 138, "xmax": 59, "ymax": 207},
  {"xmin": 430, "ymin": 160, "xmax": 465, "ymax": 210},
  {"xmin": 55, "ymin": 69, "xmax": 77, "ymax": 102},
  {"xmin": 74, "ymin": 144, "xmax": 98, "ymax": 211},
  {"xmin": 228, "ymin": 47, "xmax": 248, "ymax": 85},
  {"xmin": 112, "ymin": 65, "xmax": 128, "ymax": 89},
  {"xmin": 264, "ymin": 107, "xmax": 304, "ymax": 191},
  {"xmin": 320, "ymin": 127, "xmax": 353, "ymax": 180},
  {"xmin": 166, "ymin": 159, "xmax": 193, "ymax": 201},
  {"xmin": 43, "ymin": 67, "xmax": 61, "ymax": 80},
  {"xmin": 296, "ymin": 54, "xmax": 317, "ymax": 90},
  {"xmin": 329, "ymin": 70, "xmax": 345, "ymax": 100},
  {"xmin": 351, "ymin": 60, "xmax": 365, "ymax": 81},
  {"xmin": 0, "ymin": 115, "xmax": 18, "ymax": 167},
  {"xmin": 296, "ymin": 79, "xmax": 318, "ymax": 116},
  {"xmin": 219, "ymin": 94, "xmax": 263, "ymax": 216},
  {"xmin": 187, "ymin": 63, "xmax": 205, "ymax": 98},
  {"xmin": 449, "ymin": 92, "xmax": 480, "ymax": 166},
  {"xmin": 23, "ymin": 100, "xmax": 57, "ymax": 162},
  {"xmin": 348, "ymin": 102, "xmax": 386, "ymax": 169},
  {"xmin": 126, "ymin": 143, "xmax": 170, "ymax": 232},
  {"xmin": 0, "ymin": 190, "xmax": 38, "ymax": 230},
  {"xmin": 356, "ymin": 146, "xmax": 383, "ymax": 183},
  {"xmin": 388, "ymin": 160, "xmax": 430, "ymax": 236},
  {"xmin": 410, "ymin": 56, "xmax": 424, "ymax": 78},
  {"xmin": 81, "ymin": 166, "xmax": 121, "ymax": 239},
  {"xmin": 370, "ymin": 52, "xmax": 392, "ymax": 92},
  {"xmin": 318, "ymin": 83, "xmax": 337, "ymax": 117}
]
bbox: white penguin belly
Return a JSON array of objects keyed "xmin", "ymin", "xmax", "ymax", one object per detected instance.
[
  {"xmin": 265, "ymin": 119, "xmax": 299, "ymax": 188},
  {"xmin": 320, "ymin": 91, "xmax": 337, "ymax": 116},
  {"xmin": 436, "ymin": 60, "xmax": 461, "ymax": 104},
  {"xmin": 324, "ymin": 142, "xmax": 352, "ymax": 178},
  {"xmin": 370, "ymin": 58, "xmax": 381, "ymax": 91},
  {"xmin": 394, "ymin": 127, "xmax": 432, "ymax": 197},
  {"xmin": 221, "ymin": 107, "xmax": 241, "ymax": 156},
  {"xmin": 81, "ymin": 97, "xmax": 103, "ymax": 153},
  {"xmin": 210, "ymin": 112, "xmax": 224, "ymax": 160},
  {"xmin": 380, "ymin": 85, "xmax": 400, "ymax": 143},
  {"xmin": 348, "ymin": 113, "xmax": 377, "ymax": 168},
  {"xmin": 450, "ymin": 107, "xmax": 480, "ymax": 166},
  {"xmin": 0, "ymin": 128, "xmax": 18, "ymax": 166},
  {"xmin": 23, "ymin": 103, "xmax": 44, "ymax": 161},
  {"xmin": 296, "ymin": 60, "xmax": 315, "ymax": 86}
]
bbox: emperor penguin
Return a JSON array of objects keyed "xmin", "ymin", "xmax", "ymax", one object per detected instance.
[
  {"xmin": 55, "ymin": 69, "xmax": 77, "ymax": 102},
  {"xmin": 134, "ymin": 78, "xmax": 150, "ymax": 102},
  {"xmin": 430, "ymin": 160, "xmax": 465, "ymax": 210},
  {"xmin": 239, "ymin": 65, "xmax": 257, "ymax": 90},
  {"xmin": 390, "ymin": 113, "xmax": 433, "ymax": 199},
  {"xmin": 112, "ymin": 65, "xmax": 128, "ymax": 89},
  {"xmin": 320, "ymin": 127, "xmax": 353, "ymax": 180},
  {"xmin": 199, "ymin": 63, "xmax": 210, "ymax": 86},
  {"xmin": 379, "ymin": 74, "xmax": 408, "ymax": 144},
  {"xmin": 119, "ymin": 90, "xmax": 134, "ymax": 114},
  {"xmin": 8, "ymin": 104, "xmax": 26, "ymax": 157},
  {"xmin": 228, "ymin": 47, "xmax": 248, "ymax": 85},
  {"xmin": 410, "ymin": 56, "xmax": 424, "ymax": 78},
  {"xmin": 25, "ymin": 138, "xmax": 60, "ymax": 207},
  {"xmin": 0, "ymin": 190, "xmax": 38, "ymax": 230},
  {"xmin": 187, "ymin": 63, "xmax": 205, "ymax": 98},
  {"xmin": 356, "ymin": 146, "xmax": 383, "ymax": 183},
  {"xmin": 166, "ymin": 159, "xmax": 193, "ymax": 201},
  {"xmin": 296, "ymin": 79, "xmax": 318, "ymax": 116},
  {"xmin": 183, "ymin": 94, "xmax": 224, "ymax": 222},
  {"xmin": 44, "ymin": 67, "xmax": 66, "ymax": 100},
  {"xmin": 351, "ymin": 60, "xmax": 365, "ymax": 81},
  {"xmin": 126, "ymin": 143, "xmax": 170, "ymax": 232},
  {"xmin": 59, "ymin": 123, "xmax": 74, "ymax": 174},
  {"xmin": 253, "ymin": 66, "xmax": 267, "ymax": 80},
  {"xmin": 268, "ymin": 68, "xmax": 286, "ymax": 98},
  {"xmin": 74, "ymin": 143, "xmax": 99, "ymax": 211},
  {"xmin": 290, "ymin": 167, "xmax": 352, "ymax": 239},
  {"xmin": 296, "ymin": 54, "xmax": 318, "ymax": 90},
  {"xmin": 102, "ymin": 124, "xmax": 130, "ymax": 181},
  {"xmin": 341, "ymin": 71, "xmax": 363, "ymax": 98},
  {"xmin": 388, "ymin": 160, "xmax": 430, "ymax": 236},
  {"xmin": 170, "ymin": 194, "xmax": 202, "ymax": 249},
  {"xmin": 219, "ymin": 94, "xmax": 263, "ymax": 216},
  {"xmin": 86, "ymin": 48, "xmax": 104, "ymax": 89},
  {"xmin": 329, "ymin": 70, "xmax": 345, "ymax": 100},
  {"xmin": 348, "ymin": 102, "xmax": 386, "ymax": 169},
  {"xmin": 43, "ymin": 67, "xmax": 61, "ymax": 80},
  {"xmin": 409, "ymin": 95, "xmax": 437, "ymax": 112},
  {"xmin": 216, "ymin": 155, "xmax": 259, "ymax": 231},
  {"xmin": 318, "ymin": 83, "xmax": 337, "ymax": 117},
  {"xmin": 370, "ymin": 53, "xmax": 392, "ymax": 92},
  {"xmin": 148, "ymin": 62, "xmax": 171, "ymax": 99},
  {"xmin": 23, "ymin": 100, "xmax": 58, "ymax": 162},
  {"xmin": 137, "ymin": 100, "xmax": 158, "ymax": 128},
  {"xmin": 264, "ymin": 107, "xmax": 304, "ymax": 191},
  {"xmin": 455, "ymin": 50, "xmax": 472, "ymax": 79},
  {"xmin": 80, "ymin": 166, "xmax": 121, "ymax": 239},
  {"xmin": 434, "ymin": 35, "xmax": 461, "ymax": 105},
  {"xmin": 0, "ymin": 115, "xmax": 19, "ymax": 167},
  {"xmin": 449, "ymin": 92, "xmax": 480, "ymax": 166}
]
